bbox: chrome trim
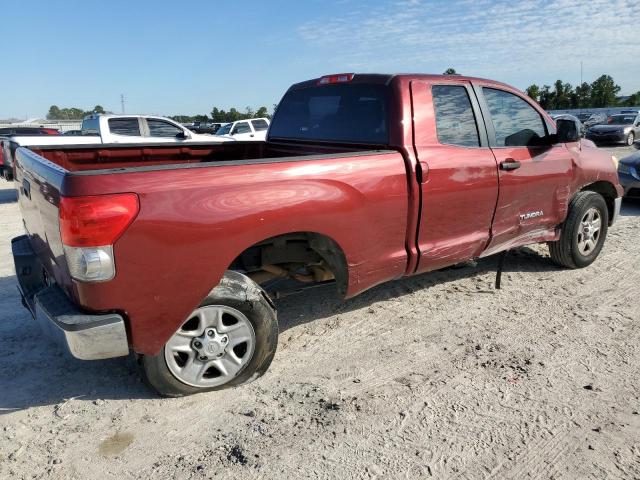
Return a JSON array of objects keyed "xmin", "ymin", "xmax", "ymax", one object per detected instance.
[
  {"xmin": 610, "ymin": 197, "xmax": 622, "ymax": 226},
  {"xmin": 32, "ymin": 285, "xmax": 129, "ymax": 360}
]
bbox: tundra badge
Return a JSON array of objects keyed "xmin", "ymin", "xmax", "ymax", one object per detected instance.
[{"xmin": 520, "ymin": 210, "xmax": 543, "ymax": 220}]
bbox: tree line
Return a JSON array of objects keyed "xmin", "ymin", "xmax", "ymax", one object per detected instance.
[
  {"xmin": 46, "ymin": 105, "xmax": 107, "ymax": 120},
  {"xmin": 171, "ymin": 105, "xmax": 273, "ymax": 124},
  {"xmin": 525, "ymin": 75, "xmax": 639, "ymax": 110},
  {"xmin": 444, "ymin": 69, "xmax": 639, "ymax": 110}
]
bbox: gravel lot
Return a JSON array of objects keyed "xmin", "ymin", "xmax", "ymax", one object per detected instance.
[{"xmin": 1, "ymin": 145, "xmax": 638, "ymax": 479}]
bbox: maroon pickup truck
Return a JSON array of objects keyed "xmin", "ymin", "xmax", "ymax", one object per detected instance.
[{"xmin": 10, "ymin": 73, "xmax": 622, "ymax": 396}]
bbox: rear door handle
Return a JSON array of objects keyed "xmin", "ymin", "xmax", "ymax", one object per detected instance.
[
  {"xmin": 22, "ymin": 179, "xmax": 31, "ymax": 199},
  {"xmin": 499, "ymin": 159, "xmax": 521, "ymax": 171}
]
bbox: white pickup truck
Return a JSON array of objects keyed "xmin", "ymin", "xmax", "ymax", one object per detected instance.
[
  {"xmin": 0, "ymin": 114, "xmax": 233, "ymax": 180},
  {"xmin": 215, "ymin": 118, "xmax": 270, "ymax": 141},
  {"xmin": 80, "ymin": 114, "xmax": 233, "ymax": 144}
]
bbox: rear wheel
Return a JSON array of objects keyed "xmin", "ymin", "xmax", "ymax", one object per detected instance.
[
  {"xmin": 627, "ymin": 132, "xmax": 635, "ymax": 146},
  {"xmin": 142, "ymin": 271, "xmax": 278, "ymax": 397},
  {"xmin": 548, "ymin": 191, "xmax": 608, "ymax": 269}
]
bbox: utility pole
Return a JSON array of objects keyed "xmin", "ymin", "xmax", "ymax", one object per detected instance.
[
  {"xmin": 120, "ymin": 94, "xmax": 125, "ymax": 114},
  {"xmin": 579, "ymin": 61, "xmax": 583, "ymax": 112}
]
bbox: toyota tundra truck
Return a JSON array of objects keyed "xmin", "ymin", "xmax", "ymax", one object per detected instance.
[{"xmin": 9, "ymin": 73, "xmax": 623, "ymax": 396}]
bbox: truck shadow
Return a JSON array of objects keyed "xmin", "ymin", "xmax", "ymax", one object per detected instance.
[
  {"xmin": 0, "ymin": 187, "xmax": 17, "ymax": 204},
  {"xmin": 621, "ymin": 198, "xmax": 640, "ymax": 216},
  {"xmin": 0, "ymin": 275, "xmax": 153, "ymax": 412},
  {"xmin": 276, "ymin": 246, "xmax": 560, "ymax": 332},
  {"xmin": 0, "ymin": 240, "xmax": 619, "ymax": 409}
]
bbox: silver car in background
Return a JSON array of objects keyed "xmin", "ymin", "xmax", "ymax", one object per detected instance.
[{"xmin": 586, "ymin": 113, "xmax": 640, "ymax": 145}]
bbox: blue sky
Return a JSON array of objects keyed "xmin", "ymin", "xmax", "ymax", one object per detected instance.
[{"xmin": 1, "ymin": 0, "xmax": 638, "ymax": 119}]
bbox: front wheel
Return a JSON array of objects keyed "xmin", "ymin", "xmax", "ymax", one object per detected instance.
[
  {"xmin": 626, "ymin": 132, "xmax": 635, "ymax": 146},
  {"xmin": 548, "ymin": 191, "xmax": 608, "ymax": 269},
  {"xmin": 142, "ymin": 271, "xmax": 278, "ymax": 397}
]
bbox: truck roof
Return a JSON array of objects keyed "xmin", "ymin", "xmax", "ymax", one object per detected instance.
[{"xmin": 289, "ymin": 73, "xmax": 516, "ymax": 92}]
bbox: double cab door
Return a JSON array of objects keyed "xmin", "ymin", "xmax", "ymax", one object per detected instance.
[{"xmin": 411, "ymin": 78, "xmax": 573, "ymax": 274}]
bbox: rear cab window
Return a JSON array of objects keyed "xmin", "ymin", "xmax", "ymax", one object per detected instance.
[
  {"xmin": 269, "ymin": 83, "xmax": 388, "ymax": 144},
  {"xmin": 432, "ymin": 85, "xmax": 480, "ymax": 147},
  {"xmin": 108, "ymin": 118, "xmax": 141, "ymax": 136}
]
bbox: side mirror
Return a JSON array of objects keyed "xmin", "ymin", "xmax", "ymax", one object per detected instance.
[
  {"xmin": 176, "ymin": 130, "xmax": 190, "ymax": 140},
  {"xmin": 556, "ymin": 119, "xmax": 580, "ymax": 143}
]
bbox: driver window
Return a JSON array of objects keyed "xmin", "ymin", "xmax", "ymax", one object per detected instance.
[
  {"xmin": 147, "ymin": 119, "xmax": 183, "ymax": 137},
  {"xmin": 231, "ymin": 122, "xmax": 251, "ymax": 135},
  {"xmin": 483, "ymin": 88, "xmax": 547, "ymax": 147}
]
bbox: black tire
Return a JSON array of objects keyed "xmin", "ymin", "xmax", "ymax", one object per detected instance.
[
  {"xmin": 627, "ymin": 132, "xmax": 635, "ymax": 146},
  {"xmin": 142, "ymin": 271, "xmax": 278, "ymax": 397},
  {"xmin": 548, "ymin": 191, "xmax": 608, "ymax": 269}
]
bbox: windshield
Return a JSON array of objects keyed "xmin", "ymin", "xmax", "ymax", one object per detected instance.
[
  {"xmin": 269, "ymin": 83, "xmax": 389, "ymax": 144},
  {"xmin": 609, "ymin": 115, "xmax": 635, "ymax": 125},
  {"xmin": 216, "ymin": 124, "xmax": 232, "ymax": 135}
]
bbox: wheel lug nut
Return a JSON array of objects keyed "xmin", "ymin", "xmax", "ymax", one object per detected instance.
[
  {"xmin": 194, "ymin": 341, "xmax": 202, "ymax": 348},
  {"xmin": 207, "ymin": 329, "xmax": 215, "ymax": 337},
  {"xmin": 222, "ymin": 337, "xmax": 228, "ymax": 343},
  {"xmin": 217, "ymin": 353, "xmax": 223, "ymax": 358},
  {"xmin": 199, "ymin": 355, "xmax": 208, "ymax": 361}
]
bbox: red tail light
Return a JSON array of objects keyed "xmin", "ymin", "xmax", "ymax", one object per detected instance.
[
  {"xmin": 318, "ymin": 73, "xmax": 355, "ymax": 85},
  {"xmin": 59, "ymin": 194, "xmax": 139, "ymax": 247}
]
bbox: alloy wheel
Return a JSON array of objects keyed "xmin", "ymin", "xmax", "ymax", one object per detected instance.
[{"xmin": 164, "ymin": 305, "xmax": 256, "ymax": 387}]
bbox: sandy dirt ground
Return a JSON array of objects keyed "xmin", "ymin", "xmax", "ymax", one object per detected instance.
[{"xmin": 1, "ymin": 145, "xmax": 639, "ymax": 479}]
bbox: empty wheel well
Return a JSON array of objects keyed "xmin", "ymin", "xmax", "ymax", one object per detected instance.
[
  {"xmin": 228, "ymin": 232, "xmax": 348, "ymax": 297},
  {"xmin": 581, "ymin": 182, "xmax": 617, "ymax": 225}
]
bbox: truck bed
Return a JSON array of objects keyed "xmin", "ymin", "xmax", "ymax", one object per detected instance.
[{"xmin": 26, "ymin": 140, "xmax": 374, "ymax": 173}]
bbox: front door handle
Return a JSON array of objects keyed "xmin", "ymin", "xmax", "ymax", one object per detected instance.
[{"xmin": 499, "ymin": 159, "xmax": 521, "ymax": 171}]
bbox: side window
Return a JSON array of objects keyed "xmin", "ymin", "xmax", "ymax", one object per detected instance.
[
  {"xmin": 108, "ymin": 118, "xmax": 141, "ymax": 136},
  {"xmin": 147, "ymin": 119, "xmax": 184, "ymax": 137},
  {"xmin": 231, "ymin": 122, "xmax": 251, "ymax": 135},
  {"xmin": 483, "ymin": 88, "xmax": 547, "ymax": 147},
  {"xmin": 251, "ymin": 119, "xmax": 269, "ymax": 131},
  {"xmin": 432, "ymin": 85, "xmax": 480, "ymax": 147}
]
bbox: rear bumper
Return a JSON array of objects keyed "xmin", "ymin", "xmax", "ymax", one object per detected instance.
[{"xmin": 11, "ymin": 235, "xmax": 129, "ymax": 360}]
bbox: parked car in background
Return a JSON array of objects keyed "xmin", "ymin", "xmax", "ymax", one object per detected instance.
[
  {"xmin": 0, "ymin": 126, "xmax": 60, "ymax": 179},
  {"xmin": 185, "ymin": 121, "xmax": 224, "ymax": 134},
  {"xmin": 618, "ymin": 142, "xmax": 640, "ymax": 198},
  {"xmin": 551, "ymin": 114, "xmax": 585, "ymax": 137},
  {"xmin": 575, "ymin": 112, "xmax": 606, "ymax": 127},
  {"xmin": 620, "ymin": 109, "xmax": 640, "ymax": 115},
  {"xmin": 63, "ymin": 129, "xmax": 84, "ymax": 136},
  {"xmin": 215, "ymin": 118, "xmax": 270, "ymax": 141},
  {"xmin": 9, "ymin": 73, "xmax": 622, "ymax": 396},
  {"xmin": 0, "ymin": 126, "xmax": 60, "ymax": 136},
  {"xmin": 586, "ymin": 113, "xmax": 640, "ymax": 145},
  {"xmin": 0, "ymin": 115, "xmax": 233, "ymax": 180},
  {"xmin": 81, "ymin": 114, "xmax": 233, "ymax": 144}
]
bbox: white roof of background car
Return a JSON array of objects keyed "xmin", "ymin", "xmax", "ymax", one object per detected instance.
[
  {"xmin": 84, "ymin": 113, "xmax": 181, "ymax": 121},
  {"xmin": 229, "ymin": 117, "xmax": 270, "ymax": 124}
]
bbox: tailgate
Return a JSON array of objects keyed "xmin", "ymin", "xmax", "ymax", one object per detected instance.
[{"xmin": 13, "ymin": 146, "xmax": 72, "ymax": 291}]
